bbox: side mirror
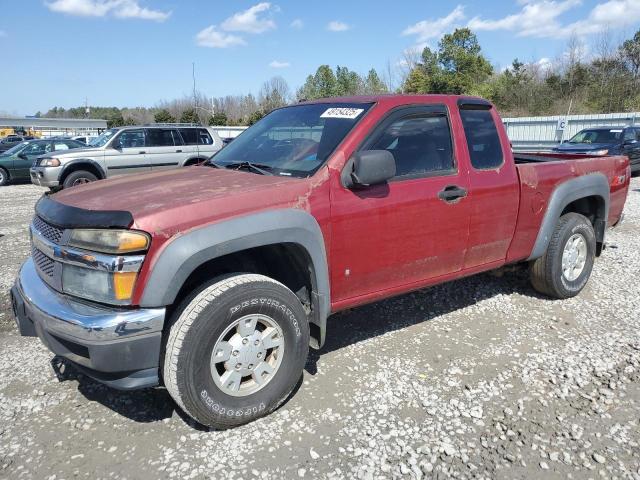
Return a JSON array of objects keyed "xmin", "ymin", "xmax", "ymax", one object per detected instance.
[
  {"xmin": 18, "ymin": 153, "xmax": 28, "ymax": 160},
  {"xmin": 348, "ymin": 150, "xmax": 396, "ymax": 187}
]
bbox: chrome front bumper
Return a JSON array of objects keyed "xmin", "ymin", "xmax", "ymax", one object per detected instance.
[{"xmin": 10, "ymin": 259, "xmax": 166, "ymax": 389}]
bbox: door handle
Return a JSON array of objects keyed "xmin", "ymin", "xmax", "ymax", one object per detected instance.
[
  {"xmin": 176, "ymin": 149, "xmax": 182, "ymax": 153},
  {"xmin": 438, "ymin": 185, "xmax": 467, "ymax": 203},
  {"xmin": 139, "ymin": 151, "xmax": 146, "ymax": 154}
]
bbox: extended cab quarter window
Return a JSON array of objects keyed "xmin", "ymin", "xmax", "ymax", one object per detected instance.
[
  {"xmin": 368, "ymin": 113, "xmax": 454, "ymax": 179},
  {"xmin": 460, "ymin": 108, "xmax": 504, "ymax": 170}
]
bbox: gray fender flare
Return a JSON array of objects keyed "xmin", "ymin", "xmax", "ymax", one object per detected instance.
[
  {"xmin": 58, "ymin": 159, "xmax": 106, "ymax": 181},
  {"xmin": 527, "ymin": 173, "xmax": 610, "ymax": 260},
  {"xmin": 140, "ymin": 208, "xmax": 330, "ymax": 346}
]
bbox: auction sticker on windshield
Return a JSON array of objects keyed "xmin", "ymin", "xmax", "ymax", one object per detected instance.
[{"xmin": 320, "ymin": 108, "xmax": 365, "ymax": 119}]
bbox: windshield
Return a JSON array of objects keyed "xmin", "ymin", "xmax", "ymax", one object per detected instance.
[
  {"xmin": 568, "ymin": 129, "xmax": 623, "ymax": 144},
  {"xmin": 89, "ymin": 129, "xmax": 118, "ymax": 147},
  {"xmin": 210, "ymin": 102, "xmax": 373, "ymax": 177},
  {"xmin": 1, "ymin": 141, "xmax": 28, "ymax": 155}
]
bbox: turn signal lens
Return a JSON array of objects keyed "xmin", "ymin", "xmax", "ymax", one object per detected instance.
[
  {"xmin": 113, "ymin": 272, "xmax": 138, "ymax": 300},
  {"xmin": 592, "ymin": 149, "xmax": 609, "ymax": 156},
  {"xmin": 69, "ymin": 229, "xmax": 150, "ymax": 254}
]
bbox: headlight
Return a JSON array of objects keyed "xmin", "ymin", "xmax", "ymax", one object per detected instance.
[
  {"xmin": 39, "ymin": 158, "xmax": 61, "ymax": 167},
  {"xmin": 592, "ymin": 149, "xmax": 609, "ymax": 156},
  {"xmin": 68, "ymin": 229, "xmax": 150, "ymax": 254},
  {"xmin": 60, "ymin": 228, "xmax": 150, "ymax": 304},
  {"xmin": 62, "ymin": 265, "xmax": 138, "ymax": 305}
]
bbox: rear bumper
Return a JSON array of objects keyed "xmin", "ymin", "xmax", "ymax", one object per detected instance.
[{"xmin": 10, "ymin": 259, "xmax": 165, "ymax": 390}]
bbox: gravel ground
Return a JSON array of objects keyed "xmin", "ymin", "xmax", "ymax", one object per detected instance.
[{"xmin": 1, "ymin": 180, "xmax": 639, "ymax": 479}]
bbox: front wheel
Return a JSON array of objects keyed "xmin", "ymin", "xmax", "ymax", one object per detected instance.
[
  {"xmin": 62, "ymin": 170, "xmax": 98, "ymax": 189},
  {"xmin": 163, "ymin": 274, "xmax": 310, "ymax": 429},
  {"xmin": 530, "ymin": 212, "xmax": 596, "ymax": 299}
]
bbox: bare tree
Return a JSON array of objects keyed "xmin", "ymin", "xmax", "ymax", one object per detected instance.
[{"xmin": 258, "ymin": 76, "xmax": 291, "ymax": 113}]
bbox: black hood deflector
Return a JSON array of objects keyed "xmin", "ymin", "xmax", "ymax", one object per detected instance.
[{"xmin": 35, "ymin": 195, "xmax": 133, "ymax": 229}]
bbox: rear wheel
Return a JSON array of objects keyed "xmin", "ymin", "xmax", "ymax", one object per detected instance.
[
  {"xmin": 530, "ymin": 212, "xmax": 596, "ymax": 299},
  {"xmin": 62, "ymin": 170, "xmax": 98, "ymax": 189},
  {"xmin": 0, "ymin": 168, "xmax": 8, "ymax": 186},
  {"xmin": 163, "ymin": 274, "xmax": 309, "ymax": 429}
]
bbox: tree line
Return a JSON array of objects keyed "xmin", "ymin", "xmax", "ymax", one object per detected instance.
[{"xmin": 40, "ymin": 27, "xmax": 640, "ymax": 127}]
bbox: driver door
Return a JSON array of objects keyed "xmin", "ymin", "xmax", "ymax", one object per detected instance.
[
  {"xmin": 106, "ymin": 129, "xmax": 151, "ymax": 177},
  {"xmin": 330, "ymin": 105, "xmax": 471, "ymax": 304}
]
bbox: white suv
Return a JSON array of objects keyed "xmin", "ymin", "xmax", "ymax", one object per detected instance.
[{"xmin": 30, "ymin": 124, "xmax": 222, "ymax": 189}]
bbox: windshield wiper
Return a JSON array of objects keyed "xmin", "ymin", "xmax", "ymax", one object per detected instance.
[{"xmin": 221, "ymin": 161, "xmax": 274, "ymax": 176}]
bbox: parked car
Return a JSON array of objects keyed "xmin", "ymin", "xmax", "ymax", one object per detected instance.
[
  {"xmin": 553, "ymin": 126, "xmax": 640, "ymax": 173},
  {"xmin": 0, "ymin": 138, "xmax": 86, "ymax": 186},
  {"xmin": 11, "ymin": 95, "xmax": 630, "ymax": 429},
  {"xmin": 70, "ymin": 135, "xmax": 96, "ymax": 145},
  {"xmin": 0, "ymin": 135, "xmax": 25, "ymax": 153},
  {"xmin": 30, "ymin": 125, "xmax": 222, "ymax": 189}
]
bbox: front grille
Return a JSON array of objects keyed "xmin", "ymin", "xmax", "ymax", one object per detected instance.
[
  {"xmin": 32, "ymin": 216, "xmax": 64, "ymax": 244},
  {"xmin": 32, "ymin": 247, "xmax": 55, "ymax": 277}
]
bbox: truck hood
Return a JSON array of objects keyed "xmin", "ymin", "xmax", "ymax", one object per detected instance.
[
  {"xmin": 51, "ymin": 166, "xmax": 312, "ymax": 235},
  {"xmin": 553, "ymin": 142, "xmax": 614, "ymax": 152}
]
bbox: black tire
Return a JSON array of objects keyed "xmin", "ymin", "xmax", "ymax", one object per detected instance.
[
  {"xmin": 184, "ymin": 158, "xmax": 206, "ymax": 167},
  {"xmin": 62, "ymin": 170, "xmax": 98, "ymax": 189},
  {"xmin": 530, "ymin": 212, "xmax": 596, "ymax": 299},
  {"xmin": 163, "ymin": 274, "xmax": 310, "ymax": 429},
  {"xmin": 0, "ymin": 167, "xmax": 9, "ymax": 186}
]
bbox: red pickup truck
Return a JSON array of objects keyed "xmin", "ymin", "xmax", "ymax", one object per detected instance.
[{"xmin": 11, "ymin": 95, "xmax": 630, "ymax": 429}]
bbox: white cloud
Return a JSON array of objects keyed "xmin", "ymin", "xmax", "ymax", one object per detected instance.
[
  {"xmin": 196, "ymin": 26, "xmax": 246, "ymax": 48},
  {"xmin": 563, "ymin": 0, "xmax": 640, "ymax": 36},
  {"xmin": 466, "ymin": 0, "xmax": 638, "ymax": 38},
  {"xmin": 269, "ymin": 60, "xmax": 291, "ymax": 68},
  {"xmin": 327, "ymin": 20, "xmax": 350, "ymax": 32},
  {"xmin": 45, "ymin": 0, "xmax": 170, "ymax": 21},
  {"xmin": 221, "ymin": 2, "xmax": 276, "ymax": 34},
  {"xmin": 196, "ymin": 2, "xmax": 278, "ymax": 48},
  {"xmin": 290, "ymin": 18, "xmax": 304, "ymax": 29},
  {"xmin": 537, "ymin": 57, "xmax": 553, "ymax": 70},
  {"xmin": 402, "ymin": 5, "xmax": 465, "ymax": 43}
]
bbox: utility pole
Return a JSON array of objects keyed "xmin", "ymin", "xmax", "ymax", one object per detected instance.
[{"xmin": 192, "ymin": 62, "xmax": 198, "ymax": 119}]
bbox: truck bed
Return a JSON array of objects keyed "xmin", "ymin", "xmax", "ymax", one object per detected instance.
[{"xmin": 506, "ymin": 151, "xmax": 630, "ymax": 263}]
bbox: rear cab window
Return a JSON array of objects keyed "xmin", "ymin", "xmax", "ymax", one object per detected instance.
[{"xmin": 459, "ymin": 106, "xmax": 504, "ymax": 170}]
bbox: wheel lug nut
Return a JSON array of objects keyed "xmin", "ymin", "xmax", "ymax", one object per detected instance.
[
  {"xmin": 257, "ymin": 352, "xmax": 262, "ymax": 358},
  {"xmin": 254, "ymin": 340, "xmax": 260, "ymax": 346},
  {"xmin": 232, "ymin": 350, "xmax": 239, "ymax": 356},
  {"xmin": 242, "ymin": 338, "xmax": 248, "ymax": 345},
  {"xmin": 235, "ymin": 363, "xmax": 242, "ymax": 369},
  {"xmin": 248, "ymin": 364, "xmax": 254, "ymax": 369}
]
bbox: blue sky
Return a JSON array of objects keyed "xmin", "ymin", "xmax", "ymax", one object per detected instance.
[{"xmin": 2, "ymin": 0, "xmax": 640, "ymax": 115}]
